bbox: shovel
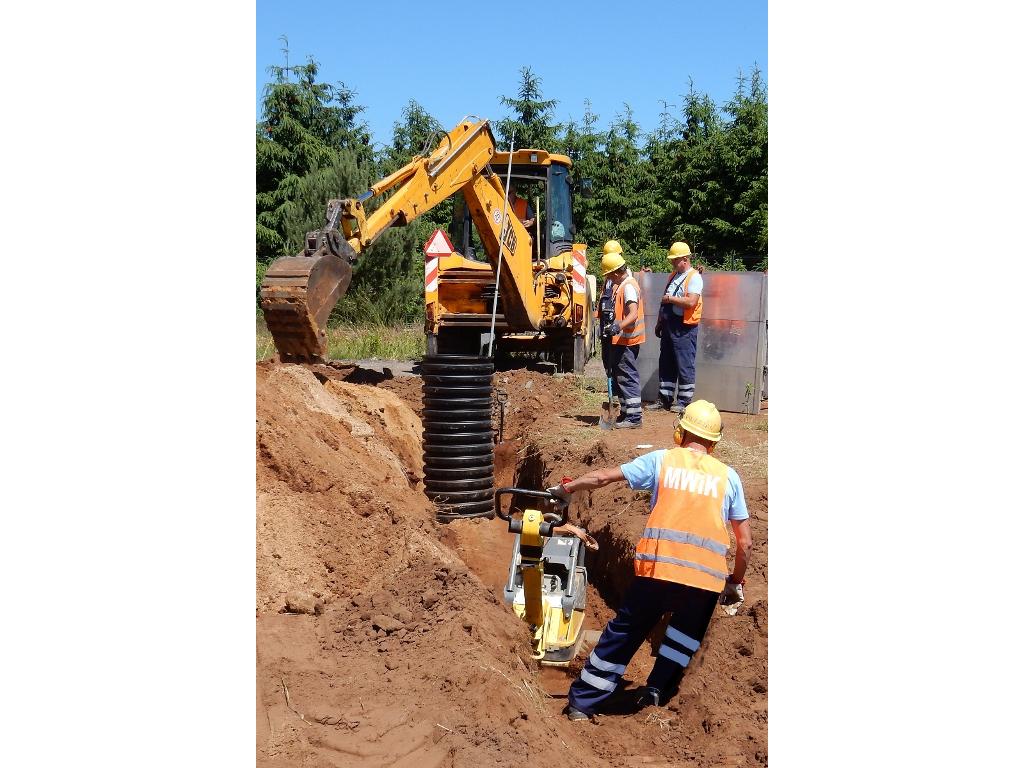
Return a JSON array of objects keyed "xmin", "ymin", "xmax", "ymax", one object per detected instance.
[{"xmin": 599, "ymin": 373, "xmax": 617, "ymax": 430}]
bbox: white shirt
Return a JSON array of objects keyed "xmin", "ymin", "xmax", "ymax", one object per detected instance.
[
  {"xmin": 603, "ymin": 268, "xmax": 638, "ymax": 304},
  {"xmin": 665, "ymin": 268, "xmax": 702, "ymax": 316}
]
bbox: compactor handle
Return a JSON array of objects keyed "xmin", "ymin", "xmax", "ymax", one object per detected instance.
[{"xmin": 494, "ymin": 487, "xmax": 567, "ymax": 533}]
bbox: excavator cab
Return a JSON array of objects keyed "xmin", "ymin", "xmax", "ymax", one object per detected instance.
[
  {"xmin": 487, "ymin": 153, "xmax": 576, "ymax": 264},
  {"xmin": 448, "ymin": 154, "xmax": 576, "ymax": 265}
]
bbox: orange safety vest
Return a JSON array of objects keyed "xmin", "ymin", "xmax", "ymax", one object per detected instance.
[
  {"xmin": 681, "ymin": 269, "xmax": 702, "ymax": 325},
  {"xmin": 634, "ymin": 447, "xmax": 731, "ymax": 592},
  {"xmin": 612, "ymin": 276, "xmax": 646, "ymax": 346},
  {"xmin": 512, "ymin": 196, "xmax": 529, "ymax": 222}
]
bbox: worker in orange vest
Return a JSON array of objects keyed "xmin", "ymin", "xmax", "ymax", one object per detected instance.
[
  {"xmin": 649, "ymin": 242, "xmax": 703, "ymax": 413},
  {"xmin": 599, "ymin": 241, "xmax": 646, "ymax": 428},
  {"xmin": 508, "ymin": 181, "xmax": 535, "ymax": 229},
  {"xmin": 547, "ymin": 400, "xmax": 752, "ymax": 721}
]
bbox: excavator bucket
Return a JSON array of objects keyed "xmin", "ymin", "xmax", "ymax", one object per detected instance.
[{"xmin": 260, "ymin": 247, "xmax": 353, "ymax": 362}]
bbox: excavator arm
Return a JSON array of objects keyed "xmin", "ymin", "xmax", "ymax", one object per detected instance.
[{"xmin": 259, "ymin": 119, "xmax": 540, "ymax": 361}]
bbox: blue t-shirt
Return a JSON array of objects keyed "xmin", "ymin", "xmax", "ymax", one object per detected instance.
[
  {"xmin": 664, "ymin": 268, "xmax": 703, "ymax": 317},
  {"xmin": 619, "ymin": 448, "xmax": 748, "ymax": 522}
]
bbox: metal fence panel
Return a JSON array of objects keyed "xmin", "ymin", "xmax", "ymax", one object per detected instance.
[{"xmin": 633, "ymin": 271, "xmax": 767, "ymax": 414}]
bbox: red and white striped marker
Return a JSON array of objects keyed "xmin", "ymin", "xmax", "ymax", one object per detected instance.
[
  {"xmin": 571, "ymin": 248, "xmax": 587, "ymax": 294},
  {"xmin": 423, "ymin": 229, "xmax": 454, "ymax": 294}
]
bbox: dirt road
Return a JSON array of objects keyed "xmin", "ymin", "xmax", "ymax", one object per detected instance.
[{"xmin": 256, "ymin": 361, "xmax": 767, "ymax": 767}]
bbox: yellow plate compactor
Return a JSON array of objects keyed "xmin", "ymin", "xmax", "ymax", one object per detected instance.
[{"xmin": 495, "ymin": 487, "xmax": 598, "ymax": 665}]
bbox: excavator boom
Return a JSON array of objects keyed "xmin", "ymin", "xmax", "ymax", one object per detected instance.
[{"xmin": 258, "ymin": 119, "xmax": 539, "ymax": 362}]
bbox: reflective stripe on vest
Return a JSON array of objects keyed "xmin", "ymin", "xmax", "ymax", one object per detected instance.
[
  {"xmin": 612, "ymin": 276, "xmax": 646, "ymax": 345},
  {"xmin": 634, "ymin": 447, "xmax": 731, "ymax": 591},
  {"xmin": 681, "ymin": 269, "xmax": 702, "ymax": 325}
]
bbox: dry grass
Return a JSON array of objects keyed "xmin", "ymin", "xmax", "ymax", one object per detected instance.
[
  {"xmin": 715, "ymin": 435, "xmax": 768, "ymax": 479},
  {"xmin": 256, "ymin": 316, "xmax": 426, "ymax": 361},
  {"xmin": 571, "ymin": 374, "xmax": 614, "ymax": 412}
]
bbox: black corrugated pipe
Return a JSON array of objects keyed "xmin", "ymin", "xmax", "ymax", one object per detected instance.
[{"xmin": 421, "ymin": 354, "xmax": 495, "ymax": 521}]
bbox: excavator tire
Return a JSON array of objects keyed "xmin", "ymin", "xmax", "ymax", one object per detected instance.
[{"xmin": 259, "ymin": 246, "xmax": 354, "ymax": 363}]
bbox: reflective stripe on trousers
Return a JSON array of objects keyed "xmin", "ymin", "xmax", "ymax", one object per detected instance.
[
  {"xmin": 647, "ymin": 596, "xmax": 717, "ymax": 696},
  {"xmin": 609, "ymin": 344, "xmax": 641, "ymax": 423},
  {"xmin": 568, "ymin": 577, "xmax": 718, "ymax": 715},
  {"xmin": 657, "ymin": 319, "xmax": 698, "ymax": 406}
]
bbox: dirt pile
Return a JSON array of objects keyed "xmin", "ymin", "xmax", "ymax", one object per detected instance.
[
  {"xmin": 258, "ymin": 363, "xmax": 602, "ymax": 767},
  {"xmin": 492, "ymin": 369, "xmax": 584, "ymax": 442}
]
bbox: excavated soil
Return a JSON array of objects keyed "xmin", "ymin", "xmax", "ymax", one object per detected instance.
[{"xmin": 257, "ymin": 361, "xmax": 767, "ymax": 767}]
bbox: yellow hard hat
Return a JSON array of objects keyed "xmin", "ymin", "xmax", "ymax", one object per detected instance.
[
  {"xmin": 675, "ymin": 400, "xmax": 723, "ymax": 442},
  {"xmin": 668, "ymin": 241, "xmax": 692, "ymax": 260},
  {"xmin": 601, "ymin": 253, "xmax": 626, "ymax": 276},
  {"xmin": 602, "ymin": 240, "xmax": 623, "ymax": 256}
]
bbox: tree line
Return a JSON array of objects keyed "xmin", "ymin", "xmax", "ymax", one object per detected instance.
[{"xmin": 257, "ymin": 60, "xmax": 767, "ymax": 323}]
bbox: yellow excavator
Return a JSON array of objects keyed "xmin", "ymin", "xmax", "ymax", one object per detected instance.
[{"xmin": 259, "ymin": 118, "xmax": 597, "ymax": 372}]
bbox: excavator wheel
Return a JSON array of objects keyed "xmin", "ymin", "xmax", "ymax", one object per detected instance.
[{"xmin": 259, "ymin": 242, "xmax": 355, "ymax": 362}]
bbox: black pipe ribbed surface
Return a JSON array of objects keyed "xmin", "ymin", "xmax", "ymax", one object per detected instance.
[
  {"xmin": 423, "ymin": 442, "xmax": 494, "ymax": 457},
  {"xmin": 422, "ymin": 430, "xmax": 492, "ymax": 444},
  {"xmin": 423, "ymin": 454, "xmax": 495, "ymax": 468},
  {"xmin": 422, "ymin": 386, "xmax": 494, "ymax": 398},
  {"xmin": 421, "ymin": 354, "xmax": 495, "ymax": 521}
]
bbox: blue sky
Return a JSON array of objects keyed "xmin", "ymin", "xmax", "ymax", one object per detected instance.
[{"xmin": 256, "ymin": 0, "xmax": 767, "ymax": 146}]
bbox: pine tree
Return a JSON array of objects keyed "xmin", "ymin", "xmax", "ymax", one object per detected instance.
[
  {"xmin": 256, "ymin": 57, "xmax": 372, "ymax": 260},
  {"xmin": 495, "ymin": 67, "xmax": 560, "ymax": 150},
  {"xmin": 722, "ymin": 65, "xmax": 768, "ymax": 267},
  {"xmin": 559, "ymin": 100, "xmax": 604, "ymax": 258}
]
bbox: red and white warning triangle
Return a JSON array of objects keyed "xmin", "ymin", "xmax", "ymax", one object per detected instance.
[{"xmin": 424, "ymin": 228, "xmax": 455, "ymax": 257}]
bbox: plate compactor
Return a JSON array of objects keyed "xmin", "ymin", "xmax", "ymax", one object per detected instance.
[{"xmin": 495, "ymin": 487, "xmax": 599, "ymax": 665}]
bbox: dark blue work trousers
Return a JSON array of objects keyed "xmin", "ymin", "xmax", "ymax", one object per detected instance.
[
  {"xmin": 608, "ymin": 343, "xmax": 642, "ymax": 423},
  {"xmin": 568, "ymin": 576, "xmax": 719, "ymax": 714},
  {"xmin": 658, "ymin": 316, "xmax": 699, "ymax": 408}
]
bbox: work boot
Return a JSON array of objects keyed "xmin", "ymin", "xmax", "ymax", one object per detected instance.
[
  {"xmin": 614, "ymin": 419, "xmax": 641, "ymax": 430},
  {"xmin": 635, "ymin": 686, "xmax": 661, "ymax": 708},
  {"xmin": 670, "ymin": 403, "xmax": 687, "ymax": 414},
  {"xmin": 565, "ymin": 706, "xmax": 592, "ymax": 722},
  {"xmin": 646, "ymin": 398, "xmax": 671, "ymax": 412}
]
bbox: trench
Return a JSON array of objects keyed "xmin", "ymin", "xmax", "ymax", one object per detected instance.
[
  {"xmin": 300, "ymin": 362, "xmax": 652, "ymax": 693},
  {"xmin": 443, "ymin": 435, "xmax": 645, "ymax": 696}
]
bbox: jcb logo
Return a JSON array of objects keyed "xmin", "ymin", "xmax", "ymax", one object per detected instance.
[{"xmin": 502, "ymin": 215, "xmax": 518, "ymax": 255}]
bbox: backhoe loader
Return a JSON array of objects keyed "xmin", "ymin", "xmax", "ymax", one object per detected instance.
[{"xmin": 259, "ymin": 118, "xmax": 597, "ymax": 372}]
